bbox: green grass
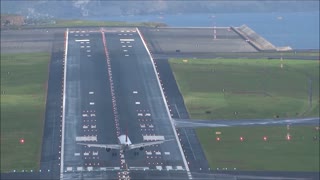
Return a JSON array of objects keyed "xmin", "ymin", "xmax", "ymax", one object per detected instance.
[
  {"xmin": 169, "ymin": 58, "xmax": 320, "ymax": 171},
  {"xmin": 169, "ymin": 58, "xmax": 319, "ymax": 120},
  {"xmin": 1, "ymin": 53, "xmax": 50, "ymax": 172},
  {"xmin": 196, "ymin": 126, "xmax": 319, "ymax": 171}
]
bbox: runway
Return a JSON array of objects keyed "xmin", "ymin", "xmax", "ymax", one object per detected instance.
[{"xmin": 60, "ymin": 28, "xmax": 190, "ymax": 179}]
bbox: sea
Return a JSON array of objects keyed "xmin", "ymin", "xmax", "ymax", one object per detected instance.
[{"xmin": 87, "ymin": 11, "xmax": 319, "ymax": 49}]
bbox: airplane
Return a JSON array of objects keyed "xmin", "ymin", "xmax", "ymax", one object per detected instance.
[{"xmin": 78, "ymin": 133, "xmax": 173, "ymax": 152}]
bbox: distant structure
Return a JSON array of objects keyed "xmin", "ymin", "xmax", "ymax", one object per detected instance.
[
  {"xmin": 232, "ymin": 24, "xmax": 292, "ymax": 52},
  {"xmin": 1, "ymin": 14, "xmax": 25, "ymax": 27}
]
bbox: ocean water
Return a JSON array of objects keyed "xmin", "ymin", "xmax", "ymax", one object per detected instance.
[{"xmin": 89, "ymin": 12, "xmax": 319, "ymax": 49}]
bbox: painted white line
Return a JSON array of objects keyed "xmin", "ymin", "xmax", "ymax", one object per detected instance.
[
  {"xmin": 66, "ymin": 167, "xmax": 72, "ymax": 171},
  {"xmin": 145, "ymin": 113, "xmax": 151, "ymax": 116},
  {"xmin": 125, "ymin": 54, "xmax": 129, "ymax": 56},
  {"xmin": 76, "ymin": 136, "xmax": 97, "ymax": 141},
  {"xmin": 143, "ymin": 135, "xmax": 165, "ymax": 141},
  {"xmin": 60, "ymin": 28, "xmax": 68, "ymax": 178},
  {"xmin": 166, "ymin": 166, "xmax": 173, "ymax": 170},
  {"xmin": 176, "ymin": 166, "xmax": 184, "ymax": 170},
  {"xmin": 89, "ymin": 91, "xmax": 94, "ymax": 94},
  {"xmin": 87, "ymin": 55, "xmax": 91, "ymax": 57},
  {"xmin": 77, "ymin": 167, "xmax": 83, "ymax": 171},
  {"xmin": 137, "ymin": 113, "xmax": 143, "ymax": 116},
  {"xmin": 146, "ymin": 151, "xmax": 152, "ymax": 155},
  {"xmin": 135, "ymin": 102, "xmax": 140, "ymax": 104},
  {"xmin": 156, "ymin": 166, "xmax": 162, "ymax": 170},
  {"xmin": 86, "ymin": 46, "xmax": 91, "ymax": 48},
  {"xmin": 164, "ymin": 152, "xmax": 170, "ymax": 155},
  {"xmin": 128, "ymin": 45, "xmax": 132, "ymax": 48},
  {"xmin": 89, "ymin": 102, "xmax": 95, "ymax": 105},
  {"xmin": 133, "ymin": 91, "xmax": 138, "ymax": 94},
  {"xmin": 83, "ymin": 125, "xmax": 88, "ymax": 129},
  {"xmin": 80, "ymin": 46, "xmax": 84, "ymax": 48},
  {"xmin": 91, "ymin": 125, "xmax": 96, "ymax": 128},
  {"xmin": 87, "ymin": 167, "xmax": 93, "ymax": 171},
  {"xmin": 123, "ymin": 50, "xmax": 128, "ymax": 52},
  {"xmin": 75, "ymin": 39, "xmax": 90, "ymax": 42},
  {"xmin": 122, "ymin": 45, "xmax": 126, "ymax": 47},
  {"xmin": 155, "ymin": 151, "xmax": 161, "ymax": 155},
  {"xmin": 137, "ymin": 27, "xmax": 191, "ymax": 177},
  {"xmin": 120, "ymin": 39, "xmax": 135, "ymax": 41},
  {"xmin": 74, "ymin": 153, "xmax": 80, "ymax": 156}
]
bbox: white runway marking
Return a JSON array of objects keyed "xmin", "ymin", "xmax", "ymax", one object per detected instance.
[
  {"xmin": 87, "ymin": 55, "xmax": 91, "ymax": 57},
  {"xmin": 128, "ymin": 45, "xmax": 132, "ymax": 48},
  {"xmin": 89, "ymin": 102, "xmax": 95, "ymax": 105},
  {"xmin": 120, "ymin": 39, "xmax": 135, "ymax": 41},
  {"xmin": 164, "ymin": 152, "xmax": 170, "ymax": 155},
  {"xmin": 125, "ymin": 54, "xmax": 129, "ymax": 56},
  {"xmin": 135, "ymin": 102, "xmax": 140, "ymax": 105},
  {"xmin": 75, "ymin": 136, "xmax": 97, "ymax": 141},
  {"xmin": 123, "ymin": 50, "xmax": 128, "ymax": 52},
  {"xmin": 133, "ymin": 91, "xmax": 138, "ymax": 94},
  {"xmin": 74, "ymin": 153, "xmax": 80, "ymax": 156},
  {"xmin": 143, "ymin": 135, "xmax": 165, "ymax": 141},
  {"xmin": 75, "ymin": 39, "xmax": 90, "ymax": 42},
  {"xmin": 89, "ymin": 91, "xmax": 94, "ymax": 94}
]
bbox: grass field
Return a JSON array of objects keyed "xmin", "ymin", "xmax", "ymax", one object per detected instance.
[
  {"xmin": 1, "ymin": 53, "xmax": 50, "ymax": 172},
  {"xmin": 197, "ymin": 126, "xmax": 319, "ymax": 171},
  {"xmin": 169, "ymin": 58, "xmax": 319, "ymax": 120},
  {"xmin": 169, "ymin": 58, "xmax": 319, "ymax": 171}
]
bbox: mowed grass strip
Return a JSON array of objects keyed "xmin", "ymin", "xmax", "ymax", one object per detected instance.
[
  {"xmin": 197, "ymin": 126, "xmax": 319, "ymax": 171},
  {"xmin": 169, "ymin": 58, "xmax": 319, "ymax": 171},
  {"xmin": 169, "ymin": 58, "xmax": 319, "ymax": 120},
  {"xmin": 1, "ymin": 53, "xmax": 50, "ymax": 172}
]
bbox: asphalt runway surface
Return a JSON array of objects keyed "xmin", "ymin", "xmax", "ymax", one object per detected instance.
[
  {"xmin": 140, "ymin": 27, "xmax": 257, "ymax": 54},
  {"xmin": 60, "ymin": 28, "xmax": 191, "ymax": 179},
  {"xmin": 0, "ymin": 29, "xmax": 64, "ymax": 53}
]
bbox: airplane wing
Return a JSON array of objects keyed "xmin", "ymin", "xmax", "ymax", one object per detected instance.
[
  {"xmin": 128, "ymin": 139, "xmax": 173, "ymax": 150},
  {"xmin": 77, "ymin": 143, "xmax": 122, "ymax": 150}
]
